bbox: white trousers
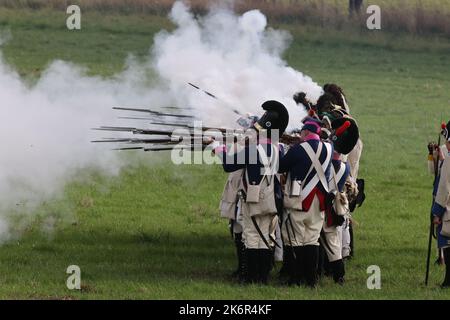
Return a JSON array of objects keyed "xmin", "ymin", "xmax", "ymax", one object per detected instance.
[
  {"xmin": 323, "ymin": 223, "xmax": 343, "ymax": 262},
  {"xmin": 282, "ymin": 196, "xmax": 325, "ymax": 247},
  {"xmin": 341, "ymin": 218, "xmax": 352, "ymax": 258},
  {"xmin": 241, "ymin": 202, "xmax": 277, "ymax": 249}
]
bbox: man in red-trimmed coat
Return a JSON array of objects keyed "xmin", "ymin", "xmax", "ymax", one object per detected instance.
[{"xmin": 279, "ymin": 120, "xmax": 333, "ymax": 287}]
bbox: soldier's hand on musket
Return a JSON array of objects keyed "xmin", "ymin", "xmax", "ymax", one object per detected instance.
[
  {"xmin": 204, "ymin": 136, "xmax": 220, "ymax": 154},
  {"xmin": 428, "ymin": 142, "xmax": 436, "ymax": 155},
  {"xmin": 433, "ymin": 216, "xmax": 442, "ymax": 225},
  {"xmin": 204, "ymin": 136, "xmax": 215, "ymax": 145}
]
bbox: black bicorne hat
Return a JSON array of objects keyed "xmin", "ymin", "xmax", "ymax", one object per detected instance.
[
  {"xmin": 330, "ymin": 116, "xmax": 359, "ymax": 155},
  {"xmin": 254, "ymin": 100, "xmax": 290, "ymax": 135}
]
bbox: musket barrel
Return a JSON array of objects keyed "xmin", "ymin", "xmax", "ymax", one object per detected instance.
[{"xmin": 113, "ymin": 107, "xmax": 194, "ymax": 119}]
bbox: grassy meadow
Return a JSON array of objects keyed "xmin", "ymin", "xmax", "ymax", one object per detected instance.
[
  {"xmin": 0, "ymin": 5, "xmax": 449, "ymax": 299},
  {"xmin": 1, "ymin": 0, "xmax": 450, "ymax": 36}
]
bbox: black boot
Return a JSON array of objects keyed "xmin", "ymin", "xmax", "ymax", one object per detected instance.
[
  {"xmin": 320, "ymin": 246, "xmax": 332, "ymax": 278},
  {"xmin": 279, "ymin": 246, "xmax": 294, "ymax": 284},
  {"xmin": 258, "ymin": 249, "xmax": 273, "ymax": 284},
  {"xmin": 232, "ymin": 233, "xmax": 246, "ymax": 281},
  {"xmin": 292, "ymin": 246, "xmax": 306, "ymax": 286},
  {"xmin": 246, "ymin": 249, "xmax": 259, "ymax": 284},
  {"xmin": 317, "ymin": 245, "xmax": 325, "ymax": 279},
  {"xmin": 442, "ymin": 248, "xmax": 450, "ymax": 288},
  {"xmin": 330, "ymin": 259, "xmax": 345, "ymax": 285},
  {"xmin": 304, "ymin": 245, "xmax": 319, "ymax": 288}
]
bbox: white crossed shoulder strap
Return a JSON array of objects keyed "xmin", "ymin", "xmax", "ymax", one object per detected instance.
[
  {"xmin": 245, "ymin": 144, "xmax": 277, "ymax": 186},
  {"xmin": 257, "ymin": 144, "xmax": 278, "ymax": 182},
  {"xmin": 300, "ymin": 141, "xmax": 332, "ymax": 197},
  {"xmin": 330, "ymin": 161, "xmax": 347, "ymax": 193}
]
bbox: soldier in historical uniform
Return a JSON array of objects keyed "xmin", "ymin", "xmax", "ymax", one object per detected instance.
[
  {"xmin": 319, "ymin": 85, "xmax": 364, "ymax": 259},
  {"xmin": 428, "ymin": 134, "xmax": 448, "ymax": 265},
  {"xmin": 219, "ymin": 169, "xmax": 246, "ymax": 281},
  {"xmin": 279, "ymin": 119, "xmax": 333, "ymax": 287},
  {"xmin": 320, "ymin": 115, "xmax": 360, "ymax": 284},
  {"xmin": 321, "ymin": 151, "xmax": 350, "ymax": 284},
  {"xmin": 214, "ymin": 101, "xmax": 289, "ymax": 284},
  {"xmin": 432, "ymin": 121, "xmax": 450, "ymax": 287},
  {"xmin": 219, "ymin": 115, "xmax": 260, "ymax": 282},
  {"xmin": 293, "ymin": 85, "xmax": 363, "ymax": 262}
]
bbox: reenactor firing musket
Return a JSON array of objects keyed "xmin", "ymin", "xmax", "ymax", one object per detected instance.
[
  {"xmin": 92, "ymin": 123, "xmax": 246, "ymax": 152},
  {"xmin": 93, "ymin": 103, "xmax": 264, "ymax": 152},
  {"xmin": 288, "ymin": 84, "xmax": 363, "ymax": 284}
]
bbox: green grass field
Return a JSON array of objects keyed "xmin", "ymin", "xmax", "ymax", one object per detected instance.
[{"xmin": 0, "ymin": 7, "xmax": 449, "ymax": 299}]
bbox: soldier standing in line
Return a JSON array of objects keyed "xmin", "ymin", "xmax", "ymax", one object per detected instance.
[
  {"xmin": 214, "ymin": 101, "xmax": 289, "ymax": 284},
  {"xmin": 428, "ymin": 137, "xmax": 448, "ymax": 265},
  {"xmin": 431, "ymin": 121, "xmax": 450, "ymax": 287},
  {"xmin": 279, "ymin": 119, "xmax": 333, "ymax": 287},
  {"xmin": 293, "ymin": 85, "xmax": 364, "ymax": 262},
  {"xmin": 320, "ymin": 115, "xmax": 359, "ymax": 284},
  {"xmin": 219, "ymin": 169, "xmax": 246, "ymax": 281},
  {"xmin": 219, "ymin": 116, "xmax": 260, "ymax": 282}
]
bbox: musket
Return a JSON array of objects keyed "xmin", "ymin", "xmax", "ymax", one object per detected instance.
[
  {"xmin": 92, "ymin": 137, "xmax": 209, "ymax": 147},
  {"xmin": 92, "ymin": 124, "xmax": 243, "ymax": 140},
  {"xmin": 280, "ymin": 133, "xmax": 302, "ymax": 145},
  {"xmin": 187, "ymin": 82, "xmax": 244, "ymax": 116},
  {"xmin": 425, "ymin": 122, "xmax": 443, "ymax": 286},
  {"xmin": 92, "ymin": 126, "xmax": 193, "ymax": 137},
  {"xmin": 149, "ymin": 121, "xmax": 232, "ymax": 134},
  {"xmin": 118, "ymin": 116, "xmax": 191, "ymax": 126},
  {"xmin": 112, "ymin": 147, "xmax": 145, "ymax": 151},
  {"xmin": 91, "ymin": 137, "xmax": 183, "ymax": 144},
  {"xmin": 113, "ymin": 106, "xmax": 194, "ymax": 119},
  {"xmin": 116, "ymin": 116, "xmax": 232, "ymax": 134},
  {"xmin": 91, "ymin": 124, "xmax": 231, "ymax": 153},
  {"xmin": 112, "ymin": 144, "xmax": 208, "ymax": 152},
  {"xmin": 144, "ymin": 144, "xmax": 208, "ymax": 152},
  {"xmin": 188, "ymin": 82, "xmax": 218, "ymax": 99}
]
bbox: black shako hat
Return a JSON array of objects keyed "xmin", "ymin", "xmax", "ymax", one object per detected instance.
[
  {"xmin": 254, "ymin": 100, "xmax": 289, "ymax": 135},
  {"xmin": 331, "ymin": 116, "xmax": 360, "ymax": 155}
]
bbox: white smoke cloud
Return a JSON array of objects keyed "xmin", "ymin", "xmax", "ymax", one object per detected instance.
[
  {"xmin": 0, "ymin": 1, "xmax": 322, "ymax": 241},
  {"xmin": 0, "ymin": 56, "xmax": 178, "ymax": 240},
  {"xmin": 154, "ymin": 2, "xmax": 322, "ymax": 127}
]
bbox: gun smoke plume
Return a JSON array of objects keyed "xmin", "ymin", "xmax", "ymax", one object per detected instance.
[{"xmin": 0, "ymin": 1, "xmax": 322, "ymax": 241}]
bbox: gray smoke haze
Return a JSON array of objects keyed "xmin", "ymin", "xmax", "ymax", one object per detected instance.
[{"xmin": 0, "ymin": 1, "xmax": 322, "ymax": 241}]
